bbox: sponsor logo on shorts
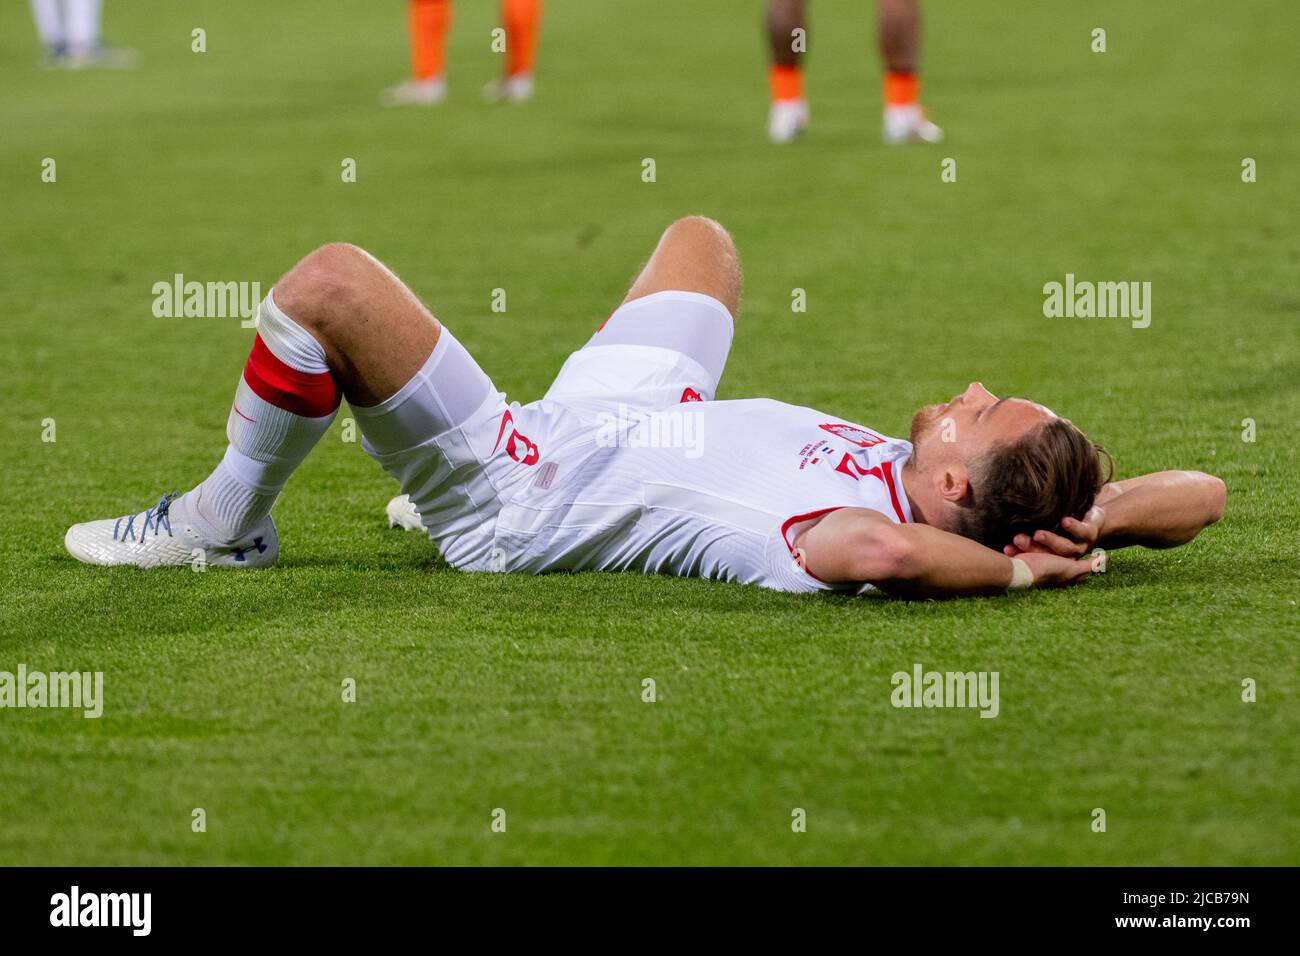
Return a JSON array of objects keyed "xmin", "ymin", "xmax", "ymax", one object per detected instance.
[{"xmin": 492, "ymin": 410, "xmax": 540, "ymax": 466}]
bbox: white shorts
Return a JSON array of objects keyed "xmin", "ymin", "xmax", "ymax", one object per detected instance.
[{"xmin": 360, "ymin": 290, "xmax": 735, "ymax": 570}]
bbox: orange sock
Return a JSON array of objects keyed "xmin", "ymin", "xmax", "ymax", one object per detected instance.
[
  {"xmin": 884, "ymin": 70, "xmax": 919, "ymax": 106},
  {"xmin": 502, "ymin": 0, "xmax": 541, "ymax": 77},
  {"xmin": 409, "ymin": 0, "xmax": 451, "ymax": 81},
  {"xmin": 769, "ymin": 64, "xmax": 803, "ymax": 102}
]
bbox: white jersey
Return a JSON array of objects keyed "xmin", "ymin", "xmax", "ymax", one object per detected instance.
[
  {"xmin": 493, "ymin": 398, "xmax": 913, "ymax": 593},
  {"xmin": 365, "ymin": 289, "xmax": 913, "ymax": 595}
]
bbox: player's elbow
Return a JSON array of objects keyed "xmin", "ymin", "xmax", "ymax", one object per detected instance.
[
  {"xmin": 1161, "ymin": 472, "xmax": 1226, "ymax": 548},
  {"xmin": 1201, "ymin": 473, "xmax": 1227, "ymax": 525},
  {"xmin": 1179, "ymin": 470, "xmax": 1226, "ymax": 526}
]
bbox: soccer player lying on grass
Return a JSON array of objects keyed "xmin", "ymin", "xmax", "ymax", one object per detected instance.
[{"xmin": 64, "ymin": 217, "xmax": 1226, "ymax": 597}]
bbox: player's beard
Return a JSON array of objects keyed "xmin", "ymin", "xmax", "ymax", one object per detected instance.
[{"xmin": 909, "ymin": 403, "xmax": 945, "ymax": 449}]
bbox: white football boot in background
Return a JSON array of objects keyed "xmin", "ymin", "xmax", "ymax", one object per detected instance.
[
  {"xmin": 768, "ymin": 99, "xmax": 809, "ymax": 144},
  {"xmin": 62, "ymin": 45, "xmax": 139, "ymax": 70},
  {"xmin": 882, "ymin": 103, "xmax": 944, "ymax": 144},
  {"xmin": 482, "ymin": 73, "xmax": 535, "ymax": 103},
  {"xmin": 64, "ymin": 493, "xmax": 278, "ymax": 568},
  {"xmin": 381, "ymin": 77, "xmax": 448, "ymax": 107}
]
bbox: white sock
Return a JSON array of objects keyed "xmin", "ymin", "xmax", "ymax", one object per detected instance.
[
  {"xmin": 183, "ymin": 293, "xmax": 340, "ymax": 544},
  {"xmin": 30, "ymin": 0, "xmax": 64, "ymax": 50}
]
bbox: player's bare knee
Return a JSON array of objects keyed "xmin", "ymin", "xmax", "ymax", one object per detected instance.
[
  {"xmin": 706, "ymin": 220, "xmax": 743, "ymax": 308},
  {"xmin": 668, "ymin": 216, "xmax": 743, "ymax": 316},
  {"xmin": 274, "ymin": 243, "xmax": 370, "ymax": 331},
  {"xmin": 667, "ymin": 215, "xmax": 733, "ymax": 251}
]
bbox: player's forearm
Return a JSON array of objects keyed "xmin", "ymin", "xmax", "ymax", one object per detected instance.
[
  {"xmin": 1096, "ymin": 471, "xmax": 1226, "ymax": 549},
  {"xmin": 799, "ymin": 509, "xmax": 1089, "ymax": 597},
  {"xmin": 799, "ymin": 508, "xmax": 1016, "ymax": 596},
  {"xmin": 871, "ymin": 522, "xmax": 1020, "ymax": 597}
]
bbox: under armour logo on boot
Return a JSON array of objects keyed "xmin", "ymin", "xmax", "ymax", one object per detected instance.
[{"xmin": 233, "ymin": 536, "xmax": 267, "ymax": 562}]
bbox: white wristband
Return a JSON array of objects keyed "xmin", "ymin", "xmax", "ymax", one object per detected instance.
[{"xmin": 1008, "ymin": 557, "xmax": 1033, "ymax": 590}]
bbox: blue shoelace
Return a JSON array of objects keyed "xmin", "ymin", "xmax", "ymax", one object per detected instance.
[{"xmin": 113, "ymin": 492, "xmax": 180, "ymax": 542}]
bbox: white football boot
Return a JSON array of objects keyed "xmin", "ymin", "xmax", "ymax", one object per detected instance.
[
  {"xmin": 381, "ymin": 77, "xmax": 448, "ymax": 107},
  {"xmin": 767, "ymin": 99, "xmax": 809, "ymax": 144},
  {"xmin": 64, "ymin": 492, "xmax": 278, "ymax": 568},
  {"xmin": 385, "ymin": 494, "xmax": 423, "ymax": 532},
  {"xmin": 482, "ymin": 73, "xmax": 535, "ymax": 104},
  {"xmin": 61, "ymin": 45, "xmax": 140, "ymax": 70},
  {"xmin": 882, "ymin": 103, "xmax": 944, "ymax": 144}
]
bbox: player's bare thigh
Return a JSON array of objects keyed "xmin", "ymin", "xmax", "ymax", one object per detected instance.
[
  {"xmin": 623, "ymin": 216, "xmax": 743, "ymax": 319},
  {"xmin": 271, "ymin": 243, "xmax": 441, "ymax": 406}
]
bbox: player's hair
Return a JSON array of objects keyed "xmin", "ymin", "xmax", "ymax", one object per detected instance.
[{"xmin": 956, "ymin": 419, "xmax": 1114, "ymax": 550}]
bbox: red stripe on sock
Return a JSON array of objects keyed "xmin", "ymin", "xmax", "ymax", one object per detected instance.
[{"xmin": 242, "ymin": 335, "xmax": 340, "ymax": 418}]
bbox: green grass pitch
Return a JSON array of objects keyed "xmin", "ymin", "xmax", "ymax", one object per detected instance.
[{"xmin": 1, "ymin": 0, "xmax": 1296, "ymax": 865}]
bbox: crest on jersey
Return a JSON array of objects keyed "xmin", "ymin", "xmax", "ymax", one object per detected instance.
[{"xmin": 819, "ymin": 423, "xmax": 885, "ymax": 448}]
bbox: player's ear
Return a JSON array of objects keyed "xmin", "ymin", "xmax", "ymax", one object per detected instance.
[{"xmin": 937, "ymin": 464, "xmax": 970, "ymax": 504}]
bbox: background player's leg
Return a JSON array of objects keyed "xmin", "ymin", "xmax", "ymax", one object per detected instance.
[
  {"xmin": 878, "ymin": 0, "xmax": 943, "ymax": 143},
  {"xmin": 623, "ymin": 216, "xmax": 742, "ymax": 318},
  {"xmin": 765, "ymin": 0, "xmax": 808, "ymax": 143},
  {"xmin": 63, "ymin": 0, "xmax": 102, "ymax": 59},
  {"xmin": 409, "ymin": 0, "xmax": 451, "ymax": 83},
  {"xmin": 484, "ymin": 0, "xmax": 541, "ymax": 102},
  {"xmin": 30, "ymin": 0, "xmax": 65, "ymax": 60},
  {"xmin": 878, "ymin": 0, "xmax": 918, "ymax": 73},
  {"xmin": 503, "ymin": 0, "xmax": 541, "ymax": 78},
  {"xmin": 42, "ymin": 0, "xmax": 136, "ymax": 69},
  {"xmin": 384, "ymin": 0, "xmax": 451, "ymax": 105}
]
